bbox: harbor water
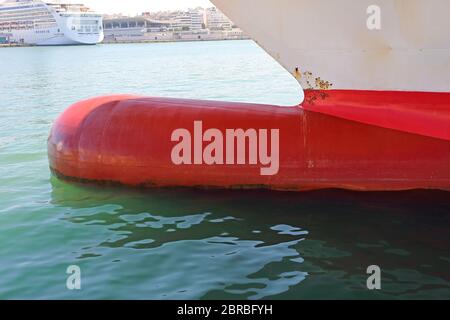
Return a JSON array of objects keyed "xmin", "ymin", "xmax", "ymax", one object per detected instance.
[{"xmin": 0, "ymin": 40, "xmax": 449, "ymax": 299}]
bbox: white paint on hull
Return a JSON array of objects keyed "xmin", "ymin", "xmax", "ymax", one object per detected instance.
[
  {"xmin": 9, "ymin": 27, "xmax": 103, "ymax": 45},
  {"xmin": 211, "ymin": 0, "xmax": 450, "ymax": 93}
]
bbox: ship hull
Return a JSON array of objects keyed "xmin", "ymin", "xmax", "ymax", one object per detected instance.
[
  {"xmin": 47, "ymin": 0, "xmax": 450, "ymax": 191},
  {"xmin": 211, "ymin": 0, "xmax": 450, "ymax": 94},
  {"xmin": 9, "ymin": 28, "xmax": 104, "ymax": 45},
  {"xmin": 48, "ymin": 94, "xmax": 450, "ymax": 191}
]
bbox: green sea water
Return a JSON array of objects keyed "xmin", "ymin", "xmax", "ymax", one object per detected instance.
[{"xmin": 0, "ymin": 40, "xmax": 449, "ymax": 299}]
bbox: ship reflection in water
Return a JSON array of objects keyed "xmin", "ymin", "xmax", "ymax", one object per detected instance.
[{"xmin": 50, "ymin": 178, "xmax": 450, "ymax": 299}]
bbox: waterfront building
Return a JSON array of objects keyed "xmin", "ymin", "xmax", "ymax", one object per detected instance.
[
  {"xmin": 103, "ymin": 16, "xmax": 172, "ymax": 41},
  {"xmin": 102, "ymin": 7, "xmax": 247, "ymax": 43},
  {"xmin": 172, "ymin": 8, "xmax": 205, "ymax": 31},
  {"xmin": 205, "ymin": 7, "xmax": 232, "ymax": 30}
]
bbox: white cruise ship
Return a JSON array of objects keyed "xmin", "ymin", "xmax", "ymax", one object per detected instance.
[{"xmin": 0, "ymin": 0, "xmax": 104, "ymax": 45}]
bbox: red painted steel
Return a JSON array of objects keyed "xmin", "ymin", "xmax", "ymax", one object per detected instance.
[{"xmin": 48, "ymin": 91, "xmax": 450, "ymax": 191}]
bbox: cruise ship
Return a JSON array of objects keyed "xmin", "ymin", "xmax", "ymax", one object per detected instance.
[{"xmin": 0, "ymin": 0, "xmax": 104, "ymax": 45}]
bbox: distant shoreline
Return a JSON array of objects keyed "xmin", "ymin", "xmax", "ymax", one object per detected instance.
[
  {"xmin": 102, "ymin": 37, "xmax": 250, "ymax": 45},
  {"xmin": 0, "ymin": 37, "xmax": 251, "ymax": 48},
  {"xmin": 0, "ymin": 43, "xmax": 33, "ymax": 48}
]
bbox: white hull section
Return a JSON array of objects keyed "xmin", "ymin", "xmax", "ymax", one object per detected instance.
[
  {"xmin": 9, "ymin": 26, "xmax": 104, "ymax": 45},
  {"xmin": 211, "ymin": 0, "xmax": 450, "ymax": 93}
]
